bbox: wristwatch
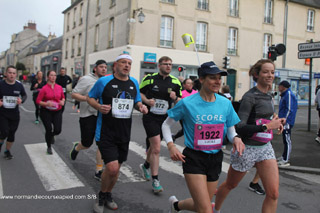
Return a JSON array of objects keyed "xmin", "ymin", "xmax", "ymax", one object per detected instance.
[{"xmin": 262, "ymin": 124, "xmax": 268, "ymax": 132}]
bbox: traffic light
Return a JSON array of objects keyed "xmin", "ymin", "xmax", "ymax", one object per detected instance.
[
  {"xmin": 305, "ymin": 58, "xmax": 311, "ymax": 65},
  {"xmin": 268, "ymin": 49, "xmax": 277, "ymax": 61},
  {"xmin": 223, "ymin": 56, "xmax": 230, "ymax": 69},
  {"xmin": 178, "ymin": 66, "xmax": 185, "ymax": 72},
  {"xmin": 268, "ymin": 44, "xmax": 286, "ymax": 61}
]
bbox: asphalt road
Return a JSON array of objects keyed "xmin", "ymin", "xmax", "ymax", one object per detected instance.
[{"xmin": 0, "ymin": 84, "xmax": 319, "ymax": 213}]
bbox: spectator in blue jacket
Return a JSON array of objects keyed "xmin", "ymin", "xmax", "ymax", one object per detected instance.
[{"xmin": 278, "ymin": 80, "xmax": 298, "ymax": 167}]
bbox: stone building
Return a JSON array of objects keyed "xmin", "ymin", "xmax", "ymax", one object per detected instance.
[
  {"xmin": 3, "ymin": 22, "xmax": 47, "ymax": 69},
  {"xmin": 24, "ymin": 34, "xmax": 63, "ymax": 75},
  {"xmin": 62, "ymin": 0, "xmax": 320, "ymax": 103}
]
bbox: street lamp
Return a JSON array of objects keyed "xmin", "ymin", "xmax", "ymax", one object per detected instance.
[{"xmin": 131, "ymin": 7, "xmax": 145, "ymax": 23}]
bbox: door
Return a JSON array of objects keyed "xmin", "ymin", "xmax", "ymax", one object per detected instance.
[{"xmin": 227, "ymin": 69, "xmax": 236, "ymax": 100}]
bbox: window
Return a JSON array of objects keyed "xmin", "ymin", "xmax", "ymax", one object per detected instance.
[
  {"xmin": 67, "ymin": 13, "xmax": 70, "ymax": 32},
  {"xmin": 78, "ymin": 33, "xmax": 82, "ymax": 56},
  {"xmin": 229, "ymin": 0, "xmax": 239, "ymax": 17},
  {"xmin": 71, "ymin": 36, "xmax": 75, "ymax": 57},
  {"xmin": 228, "ymin": 27, "xmax": 238, "ymax": 55},
  {"xmin": 160, "ymin": 16, "xmax": 173, "ymax": 48},
  {"xmin": 94, "ymin": 25, "xmax": 99, "ymax": 51},
  {"xmin": 307, "ymin": 9, "xmax": 315, "ymax": 32},
  {"xmin": 79, "ymin": 3, "xmax": 83, "ymax": 25},
  {"xmin": 264, "ymin": 0, "xmax": 273, "ymax": 24},
  {"xmin": 197, "ymin": 0, "xmax": 209, "ymax": 11},
  {"xmin": 196, "ymin": 22, "xmax": 207, "ymax": 52},
  {"xmin": 73, "ymin": 7, "xmax": 77, "ymax": 28},
  {"xmin": 263, "ymin": 34, "xmax": 272, "ymax": 58},
  {"xmin": 111, "ymin": 0, "xmax": 116, "ymax": 7},
  {"xmin": 161, "ymin": 0, "xmax": 175, "ymax": 3},
  {"xmin": 65, "ymin": 39, "xmax": 68, "ymax": 59},
  {"xmin": 108, "ymin": 18, "xmax": 114, "ymax": 48},
  {"xmin": 96, "ymin": 0, "xmax": 101, "ymax": 14}
]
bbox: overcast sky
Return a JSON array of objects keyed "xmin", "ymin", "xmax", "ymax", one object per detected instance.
[{"xmin": 0, "ymin": 0, "xmax": 70, "ymax": 52}]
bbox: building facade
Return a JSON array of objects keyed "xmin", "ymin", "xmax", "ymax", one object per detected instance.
[
  {"xmin": 62, "ymin": 0, "xmax": 320, "ymax": 104},
  {"xmin": 2, "ymin": 22, "xmax": 47, "ymax": 69}
]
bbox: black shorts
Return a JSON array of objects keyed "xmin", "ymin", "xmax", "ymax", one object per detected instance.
[
  {"xmin": 97, "ymin": 140, "xmax": 129, "ymax": 165},
  {"xmin": 142, "ymin": 114, "xmax": 166, "ymax": 139},
  {"xmin": 0, "ymin": 113, "xmax": 20, "ymax": 142},
  {"xmin": 79, "ymin": 115, "xmax": 97, "ymax": 148},
  {"xmin": 182, "ymin": 147, "xmax": 223, "ymax": 182}
]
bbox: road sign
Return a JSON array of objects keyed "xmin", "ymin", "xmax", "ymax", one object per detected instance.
[
  {"xmin": 298, "ymin": 42, "xmax": 320, "ymax": 52},
  {"xmin": 298, "ymin": 50, "xmax": 320, "ymax": 59},
  {"xmin": 314, "ymin": 73, "xmax": 320, "ymax": 79}
]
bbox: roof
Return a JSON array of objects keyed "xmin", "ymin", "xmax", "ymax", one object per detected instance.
[
  {"xmin": 27, "ymin": 36, "xmax": 63, "ymax": 56},
  {"xmin": 62, "ymin": 0, "xmax": 82, "ymax": 14},
  {"xmin": 289, "ymin": 0, "xmax": 320, "ymax": 9}
]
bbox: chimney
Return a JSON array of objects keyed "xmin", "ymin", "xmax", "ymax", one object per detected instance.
[
  {"xmin": 48, "ymin": 32, "xmax": 52, "ymax": 41},
  {"xmin": 23, "ymin": 21, "xmax": 36, "ymax": 30}
]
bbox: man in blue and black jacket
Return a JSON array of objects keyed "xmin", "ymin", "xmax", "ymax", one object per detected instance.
[{"xmin": 278, "ymin": 80, "xmax": 297, "ymax": 167}]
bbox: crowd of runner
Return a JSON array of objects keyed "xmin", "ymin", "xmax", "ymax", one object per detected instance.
[{"xmin": 0, "ymin": 57, "xmax": 297, "ymax": 213}]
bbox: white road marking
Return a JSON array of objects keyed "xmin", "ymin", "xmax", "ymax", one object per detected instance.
[
  {"xmin": 69, "ymin": 140, "xmax": 229, "ymax": 184},
  {"xmin": 20, "ymin": 105, "xmax": 34, "ymax": 113},
  {"xmin": 25, "ymin": 143, "xmax": 84, "ymax": 191},
  {"xmin": 71, "ymin": 142, "xmax": 145, "ymax": 183},
  {"xmin": 130, "ymin": 141, "xmax": 184, "ymax": 177},
  {"xmin": 0, "ymin": 166, "xmax": 3, "ymax": 197},
  {"xmin": 119, "ymin": 163, "xmax": 145, "ymax": 183}
]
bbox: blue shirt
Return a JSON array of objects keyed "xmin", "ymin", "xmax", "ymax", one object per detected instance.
[
  {"xmin": 89, "ymin": 75, "xmax": 141, "ymax": 143},
  {"xmin": 167, "ymin": 93, "xmax": 240, "ymax": 154}
]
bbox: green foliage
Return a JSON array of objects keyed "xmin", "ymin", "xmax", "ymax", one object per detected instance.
[
  {"xmin": 15, "ymin": 62, "xmax": 26, "ymax": 71},
  {"xmin": 22, "ymin": 70, "xmax": 30, "ymax": 75}
]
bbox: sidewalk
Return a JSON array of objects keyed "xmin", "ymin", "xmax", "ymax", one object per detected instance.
[{"xmin": 272, "ymin": 122, "xmax": 320, "ymax": 174}]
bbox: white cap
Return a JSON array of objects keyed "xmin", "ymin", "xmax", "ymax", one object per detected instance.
[{"xmin": 115, "ymin": 54, "xmax": 133, "ymax": 62}]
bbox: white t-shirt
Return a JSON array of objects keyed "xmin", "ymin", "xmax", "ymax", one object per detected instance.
[{"xmin": 72, "ymin": 73, "xmax": 99, "ymax": 118}]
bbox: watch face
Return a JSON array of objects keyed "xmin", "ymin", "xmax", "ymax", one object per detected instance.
[{"xmin": 262, "ymin": 125, "xmax": 267, "ymax": 131}]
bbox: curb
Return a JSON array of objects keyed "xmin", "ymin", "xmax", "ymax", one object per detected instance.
[
  {"xmin": 277, "ymin": 166, "xmax": 320, "ymax": 175},
  {"xmin": 222, "ymin": 149, "xmax": 320, "ymax": 175}
]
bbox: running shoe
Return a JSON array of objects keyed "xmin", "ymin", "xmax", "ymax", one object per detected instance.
[
  {"xmin": 105, "ymin": 192, "xmax": 118, "ymax": 210},
  {"xmin": 47, "ymin": 147, "xmax": 53, "ymax": 155},
  {"xmin": 35, "ymin": 120, "xmax": 39, "ymax": 124},
  {"xmin": 169, "ymin": 195, "xmax": 179, "ymax": 213},
  {"xmin": 152, "ymin": 179, "xmax": 163, "ymax": 194},
  {"xmin": 248, "ymin": 182, "xmax": 265, "ymax": 195},
  {"xmin": 315, "ymin": 137, "xmax": 320, "ymax": 144},
  {"xmin": 278, "ymin": 159, "xmax": 290, "ymax": 167},
  {"xmin": 276, "ymin": 156, "xmax": 283, "ymax": 162},
  {"xmin": 139, "ymin": 164, "xmax": 151, "ymax": 181},
  {"xmin": 93, "ymin": 201, "xmax": 104, "ymax": 213},
  {"xmin": 93, "ymin": 192, "xmax": 105, "ymax": 213},
  {"xmin": 4, "ymin": 150, "xmax": 13, "ymax": 160},
  {"xmin": 94, "ymin": 170, "xmax": 103, "ymax": 181},
  {"xmin": 212, "ymin": 203, "xmax": 216, "ymax": 211},
  {"xmin": 214, "ymin": 188, "xmax": 218, "ymax": 195},
  {"xmin": 70, "ymin": 142, "xmax": 79, "ymax": 160}
]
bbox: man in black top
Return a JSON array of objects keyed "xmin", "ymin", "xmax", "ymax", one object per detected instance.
[
  {"xmin": 56, "ymin": 67, "xmax": 72, "ymax": 112},
  {"xmin": 0, "ymin": 66, "xmax": 27, "ymax": 159},
  {"xmin": 139, "ymin": 56, "xmax": 182, "ymax": 194}
]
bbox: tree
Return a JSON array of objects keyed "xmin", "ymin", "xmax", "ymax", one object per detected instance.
[{"xmin": 16, "ymin": 62, "xmax": 26, "ymax": 71}]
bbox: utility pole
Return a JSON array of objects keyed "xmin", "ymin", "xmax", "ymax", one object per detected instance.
[{"xmin": 282, "ymin": 0, "xmax": 289, "ymax": 68}]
